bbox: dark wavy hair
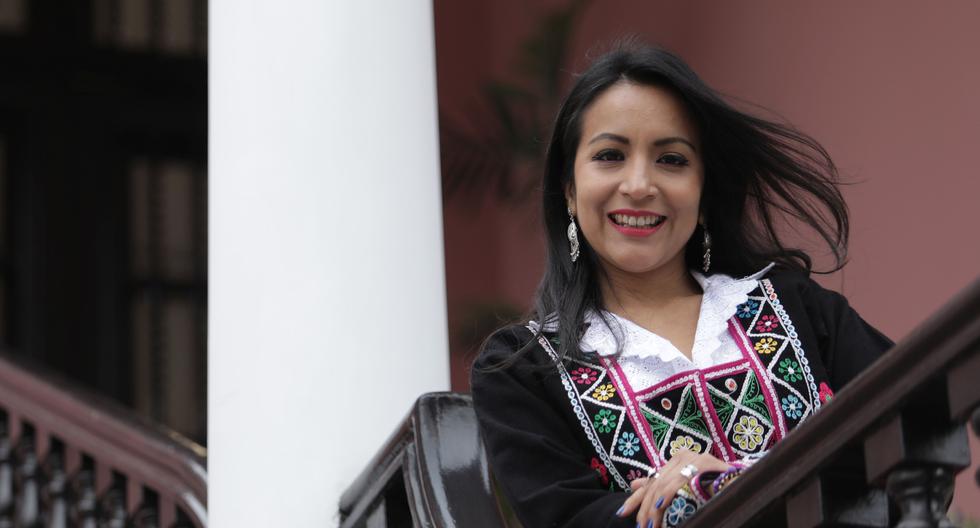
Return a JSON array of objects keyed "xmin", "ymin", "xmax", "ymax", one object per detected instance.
[{"xmin": 496, "ymin": 42, "xmax": 849, "ymax": 367}]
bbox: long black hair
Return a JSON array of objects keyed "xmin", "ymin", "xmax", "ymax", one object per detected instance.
[{"xmin": 502, "ymin": 42, "xmax": 848, "ymax": 367}]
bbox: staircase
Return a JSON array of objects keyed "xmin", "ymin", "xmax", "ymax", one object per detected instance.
[{"xmin": 0, "ymin": 354, "xmax": 206, "ymax": 527}]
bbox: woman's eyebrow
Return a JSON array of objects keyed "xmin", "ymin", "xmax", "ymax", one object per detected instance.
[
  {"xmin": 587, "ymin": 133, "xmax": 697, "ymax": 152},
  {"xmin": 587, "ymin": 132, "xmax": 629, "ymax": 145},
  {"xmin": 654, "ymin": 136, "xmax": 697, "ymax": 152}
]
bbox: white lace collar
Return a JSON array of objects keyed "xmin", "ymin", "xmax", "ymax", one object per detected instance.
[{"xmin": 579, "ymin": 263, "xmax": 774, "ymax": 362}]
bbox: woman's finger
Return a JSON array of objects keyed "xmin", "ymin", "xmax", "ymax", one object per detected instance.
[
  {"xmin": 644, "ymin": 452, "xmax": 696, "ymax": 527},
  {"xmin": 617, "ymin": 477, "xmax": 650, "ymax": 516},
  {"xmin": 620, "ymin": 466, "xmax": 667, "ymax": 516},
  {"xmin": 632, "ymin": 456, "xmax": 685, "ymax": 524},
  {"xmin": 646, "ymin": 474, "xmax": 687, "ymax": 528},
  {"xmin": 635, "ymin": 476, "xmax": 662, "ymax": 528},
  {"xmin": 621, "ymin": 450, "xmax": 731, "ymax": 524}
]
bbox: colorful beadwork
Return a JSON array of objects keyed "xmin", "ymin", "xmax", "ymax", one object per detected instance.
[{"xmin": 530, "ymin": 277, "xmax": 833, "ymax": 493}]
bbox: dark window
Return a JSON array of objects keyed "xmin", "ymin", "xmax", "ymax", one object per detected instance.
[{"xmin": 128, "ymin": 157, "xmax": 207, "ymax": 441}]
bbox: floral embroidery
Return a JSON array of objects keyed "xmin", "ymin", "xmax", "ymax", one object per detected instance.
[
  {"xmin": 593, "ymin": 409, "xmax": 618, "ymax": 434},
  {"xmin": 661, "ymin": 398, "xmax": 672, "ymax": 410},
  {"xmin": 571, "ymin": 367, "xmax": 598, "ymax": 385},
  {"xmin": 676, "ymin": 392, "xmax": 710, "ymax": 437},
  {"xmin": 781, "ymin": 395, "xmax": 803, "ymax": 420},
  {"xmin": 736, "ymin": 300, "xmax": 760, "ymax": 319},
  {"xmin": 644, "ymin": 410, "xmax": 672, "ymax": 448},
  {"xmin": 625, "ymin": 468, "xmax": 646, "ymax": 482},
  {"xmin": 669, "ymin": 435, "xmax": 703, "ymax": 456},
  {"xmin": 592, "ymin": 383, "xmax": 616, "ymax": 401},
  {"xmin": 740, "ymin": 373, "xmax": 771, "ymax": 422},
  {"xmin": 778, "ymin": 358, "xmax": 802, "ymax": 383},
  {"xmin": 590, "ymin": 457, "xmax": 609, "ymax": 486},
  {"xmin": 666, "ymin": 496, "xmax": 696, "ymax": 525},
  {"xmin": 753, "ymin": 337, "xmax": 778, "ymax": 355},
  {"xmin": 724, "ymin": 378, "xmax": 737, "ymax": 392},
  {"xmin": 617, "ymin": 432, "xmax": 640, "ymax": 457},
  {"xmin": 755, "ymin": 314, "xmax": 779, "ymax": 333},
  {"xmin": 709, "ymin": 391, "xmax": 735, "ymax": 429},
  {"xmin": 733, "ymin": 416, "xmax": 764, "ymax": 450},
  {"xmin": 819, "ymin": 382, "xmax": 834, "ymax": 403}
]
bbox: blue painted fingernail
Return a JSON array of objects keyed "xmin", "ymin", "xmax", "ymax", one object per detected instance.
[
  {"xmin": 616, "ymin": 505, "xmax": 624, "ymax": 516},
  {"xmin": 635, "ymin": 523, "xmax": 642, "ymax": 528},
  {"xmin": 655, "ymin": 496, "xmax": 664, "ymax": 509},
  {"xmin": 647, "ymin": 520, "xmax": 654, "ymax": 528}
]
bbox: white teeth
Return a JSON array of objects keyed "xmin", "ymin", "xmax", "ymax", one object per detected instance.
[{"xmin": 611, "ymin": 214, "xmax": 665, "ymax": 228}]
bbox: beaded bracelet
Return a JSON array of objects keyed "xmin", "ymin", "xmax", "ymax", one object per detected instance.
[
  {"xmin": 710, "ymin": 465, "xmax": 745, "ymax": 496},
  {"xmin": 689, "ymin": 471, "xmax": 718, "ymax": 504}
]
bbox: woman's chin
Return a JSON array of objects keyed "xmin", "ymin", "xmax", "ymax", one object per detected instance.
[{"xmin": 602, "ymin": 254, "xmax": 678, "ymax": 276}]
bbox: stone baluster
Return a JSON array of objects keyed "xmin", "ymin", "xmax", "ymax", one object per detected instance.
[
  {"xmin": 885, "ymin": 468, "xmax": 933, "ymax": 528},
  {"xmin": 41, "ymin": 450, "xmax": 67, "ymax": 528},
  {"xmin": 0, "ymin": 420, "xmax": 12, "ymax": 528},
  {"xmin": 866, "ymin": 412, "xmax": 969, "ymax": 528},
  {"xmin": 69, "ymin": 468, "xmax": 98, "ymax": 528},
  {"xmin": 98, "ymin": 486, "xmax": 127, "ymax": 528},
  {"xmin": 14, "ymin": 431, "xmax": 40, "ymax": 527}
]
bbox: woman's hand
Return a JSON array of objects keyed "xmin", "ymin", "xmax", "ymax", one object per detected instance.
[{"xmin": 618, "ymin": 449, "xmax": 729, "ymax": 527}]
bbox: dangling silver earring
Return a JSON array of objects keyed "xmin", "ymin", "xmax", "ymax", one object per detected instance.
[
  {"xmin": 701, "ymin": 224, "xmax": 712, "ymax": 273},
  {"xmin": 567, "ymin": 208, "xmax": 580, "ymax": 263}
]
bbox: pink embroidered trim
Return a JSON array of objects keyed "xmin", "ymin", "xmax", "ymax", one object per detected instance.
[
  {"xmin": 634, "ymin": 369, "xmax": 696, "ymax": 399},
  {"xmin": 625, "ymin": 358, "xmax": 758, "ymax": 463},
  {"xmin": 632, "ymin": 357, "xmax": 745, "ymax": 400},
  {"xmin": 601, "ymin": 357, "xmax": 664, "ymax": 469},
  {"xmin": 689, "ymin": 375, "xmax": 729, "ymax": 463},
  {"xmin": 693, "ymin": 373, "xmax": 739, "ymax": 463},
  {"xmin": 699, "ymin": 359, "xmax": 748, "ymax": 379},
  {"xmin": 727, "ymin": 317, "xmax": 788, "ymax": 442},
  {"xmin": 632, "ymin": 371, "xmax": 730, "ymax": 465}
]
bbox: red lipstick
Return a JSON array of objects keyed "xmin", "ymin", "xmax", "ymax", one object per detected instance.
[{"xmin": 607, "ymin": 209, "xmax": 667, "ymax": 237}]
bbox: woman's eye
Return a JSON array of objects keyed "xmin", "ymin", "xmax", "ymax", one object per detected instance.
[
  {"xmin": 592, "ymin": 149, "xmax": 624, "ymax": 162},
  {"xmin": 658, "ymin": 153, "xmax": 690, "ymax": 167}
]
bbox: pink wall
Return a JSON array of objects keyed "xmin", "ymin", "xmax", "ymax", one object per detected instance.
[{"xmin": 435, "ymin": 1, "xmax": 980, "ymax": 517}]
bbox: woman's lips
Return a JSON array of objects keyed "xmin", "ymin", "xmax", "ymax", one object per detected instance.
[
  {"xmin": 607, "ymin": 210, "xmax": 666, "ymax": 237},
  {"xmin": 608, "ymin": 216, "xmax": 666, "ymax": 237}
]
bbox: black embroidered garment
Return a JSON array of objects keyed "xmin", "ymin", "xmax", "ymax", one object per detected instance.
[{"xmin": 471, "ymin": 270, "xmax": 892, "ymax": 528}]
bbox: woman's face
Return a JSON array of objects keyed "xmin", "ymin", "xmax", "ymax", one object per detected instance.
[{"xmin": 569, "ymin": 81, "xmax": 704, "ymax": 278}]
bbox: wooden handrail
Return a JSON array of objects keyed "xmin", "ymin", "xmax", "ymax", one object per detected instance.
[
  {"xmin": 687, "ymin": 276, "xmax": 980, "ymax": 527},
  {"xmin": 338, "ymin": 393, "xmax": 509, "ymax": 528},
  {"xmin": 0, "ymin": 351, "xmax": 207, "ymax": 526},
  {"xmin": 339, "ymin": 277, "xmax": 980, "ymax": 527}
]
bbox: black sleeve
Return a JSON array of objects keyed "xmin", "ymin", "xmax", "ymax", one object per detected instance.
[
  {"xmin": 471, "ymin": 326, "xmax": 635, "ymax": 528},
  {"xmin": 800, "ymin": 278, "xmax": 895, "ymax": 390}
]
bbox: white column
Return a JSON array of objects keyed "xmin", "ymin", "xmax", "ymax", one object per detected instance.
[{"xmin": 208, "ymin": 1, "xmax": 449, "ymax": 526}]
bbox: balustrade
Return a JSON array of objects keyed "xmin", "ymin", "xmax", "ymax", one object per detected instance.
[
  {"xmin": 0, "ymin": 354, "xmax": 206, "ymax": 527},
  {"xmin": 340, "ymin": 276, "xmax": 980, "ymax": 527}
]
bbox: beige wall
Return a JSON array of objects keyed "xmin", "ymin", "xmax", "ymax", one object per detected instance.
[{"xmin": 436, "ymin": 1, "xmax": 980, "ymax": 518}]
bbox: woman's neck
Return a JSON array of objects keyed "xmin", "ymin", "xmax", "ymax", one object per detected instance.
[{"xmin": 599, "ymin": 256, "xmax": 702, "ymax": 320}]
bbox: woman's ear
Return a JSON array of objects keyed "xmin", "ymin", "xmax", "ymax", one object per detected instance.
[{"xmin": 565, "ymin": 186, "xmax": 576, "ymax": 216}]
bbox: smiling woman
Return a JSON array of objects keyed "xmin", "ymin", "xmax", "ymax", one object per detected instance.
[
  {"xmin": 570, "ymin": 83, "xmax": 704, "ymax": 281},
  {"xmin": 471, "ymin": 43, "xmax": 893, "ymax": 528}
]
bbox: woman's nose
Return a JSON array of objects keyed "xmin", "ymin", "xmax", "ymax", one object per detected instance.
[{"xmin": 620, "ymin": 159, "xmax": 657, "ymax": 200}]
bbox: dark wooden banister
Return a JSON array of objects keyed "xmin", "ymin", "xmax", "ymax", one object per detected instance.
[
  {"xmin": 686, "ymin": 276, "xmax": 980, "ymax": 527},
  {"xmin": 0, "ymin": 351, "xmax": 207, "ymax": 526},
  {"xmin": 339, "ymin": 277, "xmax": 980, "ymax": 527}
]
